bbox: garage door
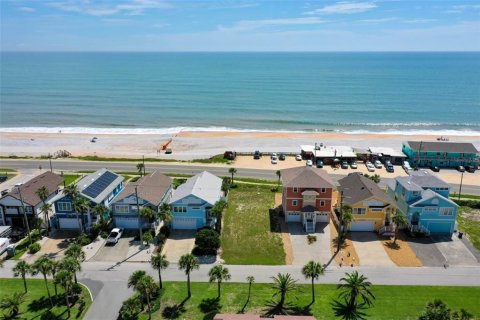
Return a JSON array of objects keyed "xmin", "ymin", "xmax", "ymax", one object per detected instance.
[
  {"xmin": 350, "ymin": 221, "xmax": 374, "ymax": 232},
  {"xmin": 287, "ymin": 212, "xmax": 301, "ymax": 222},
  {"xmin": 428, "ymin": 222, "xmax": 452, "ymax": 234},
  {"xmin": 115, "ymin": 217, "xmax": 139, "ymax": 229},
  {"xmin": 316, "ymin": 212, "xmax": 330, "ymax": 223},
  {"xmin": 59, "ymin": 218, "xmax": 80, "ymax": 229},
  {"xmin": 172, "ymin": 218, "xmax": 197, "ymax": 230}
]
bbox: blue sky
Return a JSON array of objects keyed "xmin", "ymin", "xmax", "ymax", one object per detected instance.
[{"xmin": 1, "ymin": 0, "xmax": 479, "ymax": 51}]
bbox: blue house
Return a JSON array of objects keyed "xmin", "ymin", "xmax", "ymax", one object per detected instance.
[
  {"xmin": 387, "ymin": 171, "xmax": 458, "ymax": 236},
  {"xmin": 169, "ymin": 171, "xmax": 224, "ymax": 230},
  {"xmin": 52, "ymin": 169, "xmax": 124, "ymax": 230},
  {"xmin": 111, "ymin": 171, "xmax": 172, "ymax": 230}
]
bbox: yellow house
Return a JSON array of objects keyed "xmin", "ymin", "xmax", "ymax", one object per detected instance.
[{"xmin": 337, "ymin": 173, "xmax": 397, "ymax": 235}]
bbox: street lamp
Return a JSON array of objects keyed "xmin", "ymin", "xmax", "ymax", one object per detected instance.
[{"xmin": 458, "ymin": 171, "xmax": 464, "ymax": 201}]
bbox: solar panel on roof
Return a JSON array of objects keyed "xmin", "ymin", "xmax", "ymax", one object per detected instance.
[{"xmin": 82, "ymin": 171, "xmax": 118, "ymax": 199}]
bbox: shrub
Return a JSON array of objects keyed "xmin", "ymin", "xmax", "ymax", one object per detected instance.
[
  {"xmin": 156, "ymin": 233, "xmax": 166, "ymax": 247},
  {"xmin": 194, "ymin": 229, "xmax": 220, "ymax": 255},
  {"xmin": 28, "ymin": 242, "xmax": 41, "ymax": 254},
  {"xmin": 76, "ymin": 233, "xmax": 92, "ymax": 246},
  {"xmin": 307, "ymin": 235, "xmax": 317, "ymax": 244},
  {"xmin": 119, "ymin": 296, "xmax": 142, "ymax": 320},
  {"xmin": 100, "ymin": 231, "xmax": 109, "ymax": 239},
  {"xmin": 159, "ymin": 225, "xmax": 170, "ymax": 238},
  {"xmin": 30, "ymin": 229, "xmax": 43, "ymax": 242}
]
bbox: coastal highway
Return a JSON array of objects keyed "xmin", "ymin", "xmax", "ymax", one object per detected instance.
[{"xmin": 1, "ymin": 158, "xmax": 479, "ymax": 195}]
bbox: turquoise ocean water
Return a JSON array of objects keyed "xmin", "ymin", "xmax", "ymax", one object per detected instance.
[{"xmin": 1, "ymin": 52, "xmax": 479, "ymax": 134}]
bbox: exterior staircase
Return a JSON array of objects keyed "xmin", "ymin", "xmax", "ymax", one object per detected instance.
[
  {"xmin": 379, "ymin": 225, "xmax": 396, "ymax": 237},
  {"xmin": 305, "ymin": 220, "xmax": 315, "ymax": 233}
]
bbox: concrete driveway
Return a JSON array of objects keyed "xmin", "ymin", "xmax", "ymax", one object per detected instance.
[
  {"xmin": 161, "ymin": 230, "xmax": 196, "ymax": 263},
  {"xmin": 288, "ymin": 222, "xmax": 331, "ymax": 266},
  {"xmin": 432, "ymin": 235, "xmax": 479, "ymax": 266},
  {"xmin": 23, "ymin": 230, "xmax": 78, "ymax": 262},
  {"xmin": 407, "ymin": 237, "xmax": 445, "ymax": 267},
  {"xmin": 350, "ymin": 232, "xmax": 395, "ymax": 266},
  {"xmin": 90, "ymin": 237, "xmax": 134, "ymax": 262}
]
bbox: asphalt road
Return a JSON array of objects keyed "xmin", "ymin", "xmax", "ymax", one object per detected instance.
[{"xmin": 1, "ymin": 159, "xmax": 479, "ymax": 195}]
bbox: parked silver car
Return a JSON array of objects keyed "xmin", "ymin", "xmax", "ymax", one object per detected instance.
[{"xmin": 106, "ymin": 228, "xmax": 124, "ymax": 244}]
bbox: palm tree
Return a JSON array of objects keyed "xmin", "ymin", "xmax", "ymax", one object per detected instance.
[
  {"xmin": 159, "ymin": 203, "xmax": 172, "ymax": 227},
  {"xmin": 36, "ymin": 186, "xmax": 50, "ymax": 230},
  {"xmin": 208, "ymin": 265, "xmax": 231, "ymax": 298},
  {"xmin": 73, "ymin": 197, "xmax": 90, "ymax": 233},
  {"xmin": 31, "ymin": 256, "xmax": 54, "ymax": 308},
  {"xmin": 178, "ymin": 254, "xmax": 199, "ymax": 298},
  {"xmin": 332, "ymin": 271, "xmax": 375, "ymax": 320},
  {"xmin": 0, "ymin": 292, "xmax": 26, "ymax": 319},
  {"xmin": 392, "ymin": 212, "xmax": 408, "ymax": 244},
  {"xmin": 39, "ymin": 203, "xmax": 52, "ymax": 232},
  {"xmin": 128, "ymin": 270, "xmax": 147, "ymax": 289},
  {"xmin": 65, "ymin": 243, "xmax": 86, "ymax": 264},
  {"xmin": 302, "ymin": 260, "xmax": 324, "ymax": 303},
  {"xmin": 276, "ymin": 170, "xmax": 281, "ymax": 190},
  {"xmin": 60, "ymin": 256, "xmax": 82, "ymax": 284},
  {"xmin": 228, "ymin": 167, "xmax": 237, "ymax": 185},
  {"xmin": 270, "ymin": 273, "xmax": 298, "ymax": 314},
  {"xmin": 92, "ymin": 203, "xmax": 109, "ymax": 225},
  {"xmin": 13, "ymin": 261, "xmax": 31, "ymax": 293},
  {"xmin": 247, "ymin": 276, "xmax": 255, "ymax": 301},
  {"xmin": 150, "ymin": 254, "xmax": 169, "ymax": 289},
  {"xmin": 135, "ymin": 274, "xmax": 157, "ymax": 320},
  {"xmin": 136, "ymin": 163, "xmax": 145, "ymax": 176},
  {"xmin": 139, "ymin": 207, "xmax": 154, "ymax": 246},
  {"xmin": 50, "ymin": 259, "xmax": 60, "ymax": 295},
  {"xmin": 341, "ymin": 205, "xmax": 353, "ymax": 236},
  {"xmin": 55, "ymin": 270, "xmax": 73, "ymax": 318}
]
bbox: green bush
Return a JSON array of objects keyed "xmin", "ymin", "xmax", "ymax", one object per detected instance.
[
  {"xmin": 30, "ymin": 229, "xmax": 43, "ymax": 242},
  {"xmin": 452, "ymin": 199, "xmax": 480, "ymax": 209},
  {"xmin": 100, "ymin": 231, "xmax": 109, "ymax": 239},
  {"xmin": 28, "ymin": 242, "xmax": 41, "ymax": 254},
  {"xmin": 159, "ymin": 226, "xmax": 170, "ymax": 238},
  {"xmin": 76, "ymin": 233, "xmax": 92, "ymax": 246},
  {"xmin": 119, "ymin": 296, "xmax": 142, "ymax": 320},
  {"xmin": 194, "ymin": 229, "xmax": 220, "ymax": 255}
]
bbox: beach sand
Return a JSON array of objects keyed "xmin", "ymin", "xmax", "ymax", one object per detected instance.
[{"xmin": 0, "ymin": 130, "xmax": 479, "ymax": 185}]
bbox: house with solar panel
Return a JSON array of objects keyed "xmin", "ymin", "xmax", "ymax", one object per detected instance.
[
  {"xmin": 169, "ymin": 171, "xmax": 224, "ymax": 230},
  {"xmin": 51, "ymin": 169, "xmax": 124, "ymax": 230},
  {"xmin": 111, "ymin": 171, "xmax": 172, "ymax": 229}
]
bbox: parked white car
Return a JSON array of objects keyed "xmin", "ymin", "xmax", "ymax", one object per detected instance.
[
  {"xmin": 306, "ymin": 160, "xmax": 313, "ymax": 166},
  {"xmin": 106, "ymin": 228, "xmax": 124, "ymax": 244},
  {"xmin": 271, "ymin": 153, "xmax": 277, "ymax": 159},
  {"xmin": 295, "ymin": 154, "xmax": 302, "ymax": 161},
  {"xmin": 271, "ymin": 156, "xmax": 278, "ymax": 164},
  {"xmin": 374, "ymin": 160, "xmax": 383, "ymax": 169},
  {"xmin": 350, "ymin": 161, "xmax": 358, "ymax": 169},
  {"xmin": 403, "ymin": 161, "xmax": 413, "ymax": 174},
  {"xmin": 366, "ymin": 161, "xmax": 375, "ymax": 172}
]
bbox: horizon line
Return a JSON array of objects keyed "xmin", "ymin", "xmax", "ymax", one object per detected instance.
[{"xmin": 2, "ymin": 50, "xmax": 480, "ymax": 54}]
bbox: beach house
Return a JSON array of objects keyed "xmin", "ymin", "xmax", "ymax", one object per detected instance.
[
  {"xmin": 52, "ymin": 169, "xmax": 124, "ymax": 230},
  {"xmin": 387, "ymin": 171, "xmax": 458, "ymax": 236},
  {"xmin": 281, "ymin": 166, "xmax": 334, "ymax": 232},
  {"xmin": 402, "ymin": 141, "xmax": 479, "ymax": 169},
  {"xmin": 338, "ymin": 173, "xmax": 397, "ymax": 234},
  {"xmin": 111, "ymin": 171, "xmax": 172, "ymax": 230},
  {"xmin": 169, "ymin": 171, "xmax": 223, "ymax": 230},
  {"xmin": 0, "ymin": 172, "xmax": 64, "ymax": 227}
]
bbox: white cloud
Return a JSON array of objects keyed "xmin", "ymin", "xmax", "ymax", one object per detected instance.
[
  {"xmin": 306, "ymin": 1, "xmax": 376, "ymax": 15},
  {"xmin": 403, "ymin": 19, "xmax": 437, "ymax": 24},
  {"xmin": 218, "ymin": 17, "xmax": 326, "ymax": 32},
  {"xmin": 445, "ymin": 4, "xmax": 480, "ymax": 14},
  {"xmin": 357, "ymin": 17, "xmax": 397, "ymax": 23},
  {"xmin": 18, "ymin": 7, "xmax": 36, "ymax": 12},
  {"xmin": 48, "ymin": 0, "xmax": 172, "ymax": 16}
]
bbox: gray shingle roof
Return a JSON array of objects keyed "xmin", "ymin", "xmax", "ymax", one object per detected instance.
[
  {"xmin": 281, "ymin": 166, "xmax": 334, "ymax": 188},
  {"xmin": 114, "ymin": 171, "xmax": 171, "ymax": 206},
  {"xmin": 169, "ymin": 171, "xmax": 222, "ymax": 206},
  {"xmin": 406, "ymin": 141, "xmax": 478, "ymax": 154},
  {"xmin": 338, "ymin": 173, "xmax": 394, "ymax": 206},
  {"xmin": 77, "ymin": 168, "xmax": 124, "ymax": 204},
  {"xmin": 3, "ymin": 172, "xmax": 64, "ymax": 206},
  {"xmin": 397, "ymin": 171, "xmax": 450, "ymax": 191}
]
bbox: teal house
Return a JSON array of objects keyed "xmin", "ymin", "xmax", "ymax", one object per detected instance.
[
  {"xmin": 387, "ymin": 171, "xmax": 458, "ymax": 236},
  {"xmin": 169, "ymin": 171, "xmax": 224, "ymax": 230},
  {"xmin": 402, "ymin": 141, "xmax": 479, "ymax": 169}
]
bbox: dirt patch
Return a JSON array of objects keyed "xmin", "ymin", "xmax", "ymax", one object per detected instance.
[
  {"xmin": 280, "ymin": 221, "xmax": 294, "ymax": 265},
  {"xmin": 274, "ymin": 193, "xmax": 282, "ymax": 208},
  {"xmin": 329, "ymin": 221, "xmax": 360, "ymax": 267},
  {"xmin": 379, "ymin": 232, "xmax": 422, "ymax": 267},
  {"xmin": 462, "ymin": 209, "xmax": 480, "ymax": 222}
]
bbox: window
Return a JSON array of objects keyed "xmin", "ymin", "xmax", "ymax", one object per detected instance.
[
  {"xmin": 353, "ymin": 208, "xmax": 366, "ymax": 215},
  {"xmin": 24, "ymin": 206, "xmax": 33, "ymax": 214},
  {"xmin": 292, "ymin": 200, "xmax": 298, "ymax": 206},
  {"xmin": 423, "ymin": 207, "xmax": 438, "ymax": 212},
  {"xmin": 173, "ymin": 206, "xmax": 187, "ymax": 213},
  {"xmin": 293, "ymin": 187, "xmax": 298, "ymax": 192},
  {"xmin": 321, "ymin": 188, "xmax": 326, "ymax": 193},
  {"xmin": 370, "ymin": 208, "xmax": 383, "ymax": 212},
  {"xmin": 58, "ymin": 202, "xmax": 72, "ymax": 211},
  {"xmin": 320, "ymin": 200, "xmax": 325, "ymax": 206},
  {"xmin": 440, "ymin": 207, "xmax": 454, "ymax": 216},
  {"xmin": 115, "ymin": 205, "xmax": 129, "ymax": 214},
  {"xmin": 192, "ymin": 207, "xmax": 200, "ymax": 210}
]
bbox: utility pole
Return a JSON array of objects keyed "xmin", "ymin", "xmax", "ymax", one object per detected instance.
[
  {"xmin": 18, "ymin": 187, "xmax": 32, "ymax": 245},
  {"xmin": 48, "ymin": 153, "xmax": 53, "ymax": 172},
  {"xmin": 135, "ymin": 186, "xmax": 143, "ymax": 249},
  {"xmin": 142, "ymin": 155, "xmax": 146, "ymax": 176},
  {"xmin": 337, "ymin": 190, "xmax": 344, "ymax": 253},
  {"xmin": 458, "ymin": 171, "xmax": 464, "ymax": 200},
  {"xmin": 418, "ymin": 141, "xmax": 423, "ymax": 168}
]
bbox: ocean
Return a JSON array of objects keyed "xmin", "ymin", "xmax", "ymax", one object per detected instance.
[{"xmin": 1, "ymin": 52, "xmax": 479, "ymax": 135}]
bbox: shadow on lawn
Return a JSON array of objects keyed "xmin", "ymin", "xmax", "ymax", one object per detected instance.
[
  {"xmin": 263, "ymin": 300, "xmax": 313, "ymax": 317},
  {"xmin": 28, "ymin": 295, "xmax": 64, "ymax": 312},
  {"xmin": 161, "ymin": 297, "xmax": 189, "ymax": 319},
  {"xmin": 384, "ymin": 241, "xmax": 400, "ymax": 250},
  {"xmin": 199, "ymin": 297, "xmax": 221, "ymax": 320}
]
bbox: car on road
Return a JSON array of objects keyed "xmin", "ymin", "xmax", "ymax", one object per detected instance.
[
  {"xmin": 106, "ymin": 228, "xmax": 124, "ymax": 244},
  {"xmin": 316, "ymin": 160, "xmax": 324, "ymax": 168},
  {"xmin": 457, "ymin": 166, "xmax": 465, "ymax": 172},
  {"xmin": 366, "ymin": 161, "xmax": 375, "ymax": 172},
  {"xmin": 254, "ymin": 150, "xmax": 262, "ymax": 159},
  {"xmin": 403, "ymin": 161, "xmax": 413, "ymax": 174},
  {"xmin": 465, "ymin": 165, "xmax": 476, "ymax": 173},
  {"xmin": 350, "ymin": 161, "xmax": 358, "ymax": 169},
  {"xmin": 295, "ymin": 154, "xmax": 302, "ymax": 161},
  {"xmin": 306, "ymin": 160, "xmax": 313, "ymax": 167},
  {"xmin": 271, "ymin": 156, "xmax": 278, "ymax": 164},
  {"xmin": 386, "ymin": 162, "xmax": 394, "ymax": 173},
  {"xmin": 430, "ymin": 166, "xmax": 440, "ymax": 172},
  {"xmin": 279, "ymin": 153, "xmax": 286, "ymax": 161},
  {"xmin": 341, "ymin": 161, "xmax": 349, "ymax": 169},
  {"xmin": 374, "ymin": 160, "xmax": 383, "ymax": 169}
]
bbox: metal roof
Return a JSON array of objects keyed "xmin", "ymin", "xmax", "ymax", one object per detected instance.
[
  {"xmin": 77, "ymin": 168, "xmax": 124, "ymax": 204},
  {"xmin": 397, "ymin": 171, "xmax": 450, "ymax": 191},
  {"xmin": 368, "ymin": 147, "xmax": 406, "ymax": 158},
  {"xmin": 405, "ymin": 141, "xmax": 479, "ymax": 154},
  {"xmin": 169, "ymin": 171, "xmax": 222, "ymax": 206},
  {"xmin": 409, "ymin": 189, "xmax": 458, "ymax": 207}
]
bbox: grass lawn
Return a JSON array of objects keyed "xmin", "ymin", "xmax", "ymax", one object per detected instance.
[
  {"xmin": 457, "ymin": 206, "xmax": 480, "ymax": 250},
  {"xmin": 0, "ymin": 168, "xmax": 18, "ymax": 172},
  {"xmin": 221, "ymin": 184, "xmax": 285, "ymax": 265},
  {"xmin": 60, "ymin": 174, "xmax": 80, "ymax": 186},
  {"xmin": 137, "ymin": 282, "xmax": 480, "ymax": 320},
  {"xmin": 0, "ymin": 278, "xmax": 92, "ymax": 319}
]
